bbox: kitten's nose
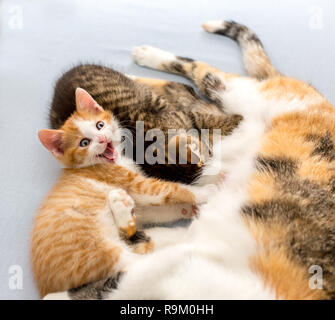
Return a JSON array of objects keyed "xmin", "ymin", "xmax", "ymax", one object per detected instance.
[{"xmin": 98, "ymin": 135, "xmax": 107, "ymax": 144}]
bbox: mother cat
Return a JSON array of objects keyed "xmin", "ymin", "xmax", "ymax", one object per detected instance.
[{"xmin": 47, "ymin": 20, "xmax": 335, "ymax": 299}]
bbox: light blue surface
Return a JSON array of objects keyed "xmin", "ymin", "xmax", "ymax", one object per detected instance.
[{"xmin": 0, "ymin": 0, "xmax": 334, "ymax": 299}]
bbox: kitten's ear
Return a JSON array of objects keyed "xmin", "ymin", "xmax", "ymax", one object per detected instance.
[
  {"xmin": 38, "ymin": 129, "xmax": 64, "ymax": 157},
  {"xmin": 75, "ymin": 88, "xmax": 104, "ymax": 114}
]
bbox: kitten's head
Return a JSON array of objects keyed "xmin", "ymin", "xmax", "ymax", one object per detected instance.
[{"xmin": 38, "ymin": 88, "xmax": 121, "ymax": 168}]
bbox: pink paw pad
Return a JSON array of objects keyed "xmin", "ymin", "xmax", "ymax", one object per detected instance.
[{"xmin": 181, "ymin": 208, "xmax": 188, "ymax": 215}]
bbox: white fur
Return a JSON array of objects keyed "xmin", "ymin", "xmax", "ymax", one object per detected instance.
[
  {"xmin": 43, "ymin": 291, "xmax": 71, "ymax": 300},
  {"xmin": 45, "ymin": 44, "xmax": 322, "ymax": 300},
  {"xmin": 73, "ymin": 117, "xmax": 122, "ymax": 167},
  {"xmin": 132, "ymin": 45, "xmax": 176, "ymax": 69},
  {"xmin": 46, "ymin": 111, "xmax": 273, "ymax": 300},
  {"xmin": 202, "ymin": 20, "xmax": 226, "ymax": 33},
  {"xmin": 103, "ymin": 47, "xmax": 315, "ymax": 299},
  {"xmin": 108, "ymin": 189, "xmax": 135, "ymax": 230},
  {"xmin": 102, "ymin": 112, "xmax": 273, "ymax": 299}
]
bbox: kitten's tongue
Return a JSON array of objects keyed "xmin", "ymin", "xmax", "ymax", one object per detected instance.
[{"xmin": 103, "ymin": 144, "xmax": 117, "ymax": 161}]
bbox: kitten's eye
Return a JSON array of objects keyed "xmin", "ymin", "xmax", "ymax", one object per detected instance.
[
  {"xmin": 79, "ymin": 138, "xmax": 91, "ymax": 147},
  {"xmin": 96, "ymin": 121, "xmax": 104, "ymax": 130}
]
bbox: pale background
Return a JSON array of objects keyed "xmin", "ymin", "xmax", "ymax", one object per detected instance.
[{"xmin": 0, "ymin": 0, "xmax": 334, "ymax": 299}]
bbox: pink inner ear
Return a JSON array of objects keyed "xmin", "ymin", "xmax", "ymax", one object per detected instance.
[
  {"xmin": 38, "ymin": 129, "xmax": 64, "ymax": 156},
  {"xmin": 75, "ymin": 88, "xmax": 104, "ymax": 113}
]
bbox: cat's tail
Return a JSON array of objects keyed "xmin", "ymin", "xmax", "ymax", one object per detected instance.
[{"xmin": 202, "ymin": 20, "xmax": 280, "ymax": 80}]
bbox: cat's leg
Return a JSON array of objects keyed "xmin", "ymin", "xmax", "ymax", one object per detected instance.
[
  {"xmin": 128, "ymin": 75, "xmax": 201, "ymax": 108},
  {"xmin": 190, "ymin": 111, "xmax": 243, "ymax": 142},
  {"xmin": 135, "ymin": 203, "xmax": 198, "ymax": 226},
  {"xmin": 126, "ymin": 75, "xmax": 170, "ymax": 89},
  {"xmin": 132, "ymin": 45, "xmax": 260, "ymax": 115},
  {"xmin": 123, "ymin": 230, "xmax": 154, "ymax": 255},
  {"xmin": 132, "ymin": 45, "xmax": 226, "ymax": 104},
  {"xmin": 166, "ymin": 133, "xmax": 206, "ymax": 167},
  {"xmin": 126, "ymin": 173, "xmax": 217, "ymax": 207},
  {"xmin": 128, "ymin": 74, "xmax": 221, "ymax": 114},
  {"xmin": 132, "ymin": 40, "xmax": 325, "ymax": 118},
  {"xmin": 202, "ymin": 20, "xmax": 280, "ymax": 80},
  {"xmin": 126, "ymin": 75, "xmax": 227, "ymax": 165},
  {"xmin": 108, "ymin": 188, "xmax": 136, "ymax": 238},
  {"xmin": 108, "ymin": 189, "xmax": 154, "ymax": 254}
]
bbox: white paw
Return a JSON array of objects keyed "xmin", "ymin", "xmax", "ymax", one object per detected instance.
[
  {"xmin": 108, "ymin": 189, "xmax": 135, "ymax": 233},
  {"xmin": 43, "ymin": 291, "xmax": 70, "ymax": 300},
  {"xmin": 132, "ymin": 45, "xmax": 176, "ymax": 69},
  {"xmin": 202, "ymin": 20, "xmax": 226, "ymax": 33},
  {"xmin": 181, "ymin": 204, "xmax": 200, "ymax": 218},
  {"xmin": 188, "ymin": 184, "xmax": 218, "ymax": 204}
]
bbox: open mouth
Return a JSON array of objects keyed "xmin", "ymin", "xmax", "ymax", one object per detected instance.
[{"xmin": 99, "ymin": 142, "xmax": 117, "ymax": 163}]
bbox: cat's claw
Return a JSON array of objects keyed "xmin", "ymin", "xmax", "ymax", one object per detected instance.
[
  {"xmin": 108, "ymin": 189, "xmax": 136, "ymax": 238},
  {"xmin": 132, "ymin": 45, "xmax": 176, "ymax": 69}
]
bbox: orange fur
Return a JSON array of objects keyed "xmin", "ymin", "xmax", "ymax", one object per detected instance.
[
  {"xmin": 134, "ymin": 76, "xmax": 169, "ymax": 89},
  {"xmin": 33, "ymin": 94, "xmax": 200, "ymax": 297},
  {"xmin": 244, "ymin": 100, "xmax": 335, "ymax": 299},
  {"xmin": 246, "ymin": 219, "xmax": 326, "ymax": 299},
  {"xmin": 32, "ymin": 158, "xmax": 197, "ymax": 297},
  {"xmin": 247, "ymin": 172, "xmax": 275, "ymax": 204},
  {"xmin": 134, "ymin": 28, "xmax": 335, "ymax": 299},
  {"xmin": 260, "ymin": 106, "xmax": 335, "ymax": 185},
  {"xmin": 259, "ymin": 76, "xmax": 323, "ymax": 101}
]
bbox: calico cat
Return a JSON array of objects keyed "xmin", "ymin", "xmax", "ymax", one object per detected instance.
[
  {"xmin": 32, "ymin": 88, "xmax": 213, "ymax": 297},
  {"xmin": 46, "ymin": 20, "xmax": 335, "ymax": 300},
  {"xmin": 49, "ymin": 62, "xmax": 242, "ymax": 184}
]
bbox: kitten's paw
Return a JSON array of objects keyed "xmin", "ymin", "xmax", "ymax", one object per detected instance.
[
  {"xmin": 188, "ymin": 184, "xmax": 218, "ymax": 204},
  {"xmin": 108, "ymin": 189, "xmax": 136, "ymax": 238},
  {"xmin": 132, "ymin": 241, "xmax": 155, "ymax": 254},
  {"xmin": 167, "ymin": 134, "xmax": 209, "ymax": 167},
  {"xmin": 132, "ymin": 45, "xmax": 176, "ymax": 69},
  {"xmin": 127, "ymin": 230, "xmax": 154, "ymax": 254},
  {"xmin": 180, "ymin": 204, "xmax": 199, "ymax": 218}
]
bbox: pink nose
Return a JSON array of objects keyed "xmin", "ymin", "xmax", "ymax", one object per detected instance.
[{"xmin": 98, "ymin": 135, "xmax": 107, "ymax": 144}]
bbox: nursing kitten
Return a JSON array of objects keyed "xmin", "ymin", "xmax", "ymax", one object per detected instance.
[
  {"xmin": 49, "ymin": 62, "xmax": 242, "ymax": 183},
  {"xmin": 32, "ymin": 88, "xmax": 212, "ymax": 297},
  {"xmin": 47, "ymin": 20, "xmax": 335, "ymax": 299}
]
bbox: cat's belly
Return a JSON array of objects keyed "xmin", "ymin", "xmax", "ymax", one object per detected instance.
[{"xmin": 108, "ymin": 244, "xmax": 275, "ymax": 300}]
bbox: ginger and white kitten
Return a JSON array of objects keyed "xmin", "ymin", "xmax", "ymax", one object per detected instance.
[
  {"xmin": 47, "ymin": 20, "xmax": 335, "ymax": 300},
  {"xmin": 32, "ymin": 88, "xmax": 213, "ymax": 297}
]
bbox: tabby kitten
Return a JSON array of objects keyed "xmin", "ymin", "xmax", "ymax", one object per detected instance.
[
  {"xmin": 47, "ymin": 20, "xmax": 335, "ymax": 300},
  {"xmin": 49, "ymin": 62, "xmax": 242, "ymax": 183},
  {"xmin": 32, "ymin": 88, "xmax": 212, "ymax": 297}
]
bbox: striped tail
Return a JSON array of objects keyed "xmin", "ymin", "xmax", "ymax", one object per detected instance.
[{"xmin": 203, "ymin": 20, "xmax": 280, "ymax": 80}]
